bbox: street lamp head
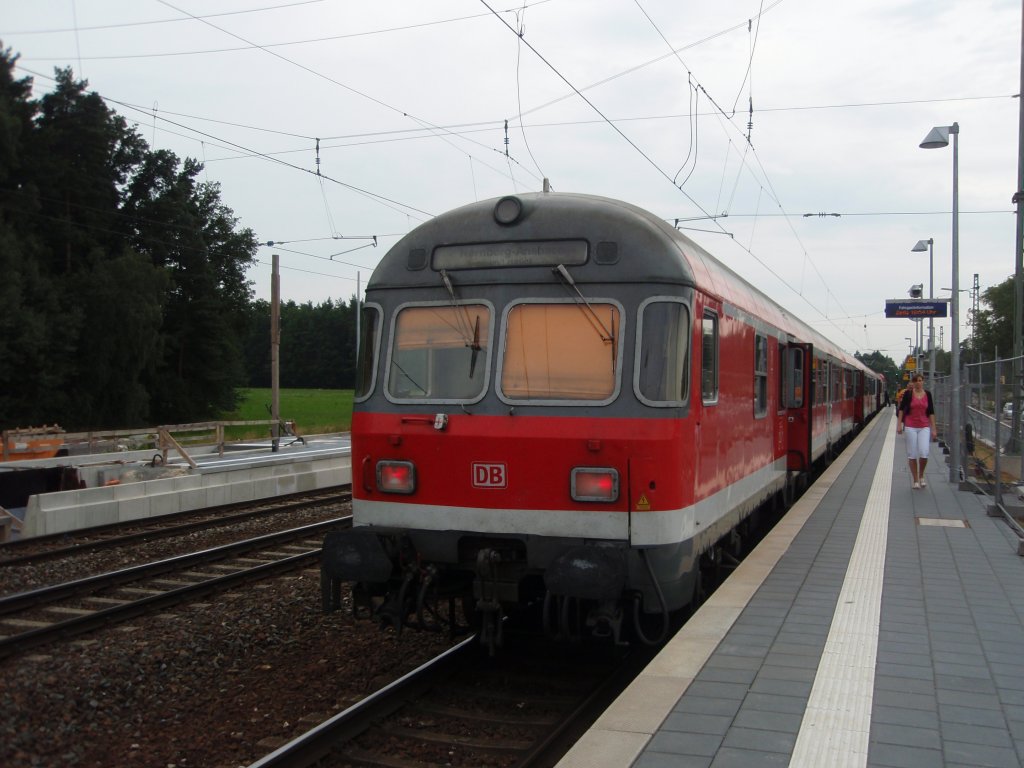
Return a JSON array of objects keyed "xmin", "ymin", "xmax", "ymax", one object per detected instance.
[
  {"xmin": 911, "ymin": 239, "xmax": 932, "ymax": 252},
  {"xmin": 920, "ymin": 126, "xmax": 950, "ymax": 149}
]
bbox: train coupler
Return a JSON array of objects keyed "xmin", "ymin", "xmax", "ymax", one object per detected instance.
[
  {"xmin": 587, "ymin": 601, "xmax": 627, "ymax": 646},
  {"xmin": 321, "ymin": 529, "xmax": 396, "ymax": 584},
  {"xmin": 544, "ymin": 545, "xmax": 626, "ymax": 601},
  {"xmin": 474, "ymin": 548, "xmax": 506, "ymax": 655}
]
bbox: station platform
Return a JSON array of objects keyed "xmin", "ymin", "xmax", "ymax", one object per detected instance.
[
  {"xmin": 1, "ymin": 435, "xmax": 352, "ymax": 539},
  {"xmin": 559, "ymin": 410, "xmax": 1024, "ymax": 768}
]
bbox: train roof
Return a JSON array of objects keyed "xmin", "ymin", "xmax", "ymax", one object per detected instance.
[{"xmin": 371, "ymin": 191, "xmax": 879, "ymax": 379}]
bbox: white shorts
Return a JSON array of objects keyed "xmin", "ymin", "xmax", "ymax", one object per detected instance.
[{"xmin": 904, "ymin": 426, "xmax": 931, "ymax": 461}]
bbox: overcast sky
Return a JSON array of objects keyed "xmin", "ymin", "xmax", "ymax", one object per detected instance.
[{"xmin": 2, "ymin": 0, "xmax": 1020, "ymax": 363}]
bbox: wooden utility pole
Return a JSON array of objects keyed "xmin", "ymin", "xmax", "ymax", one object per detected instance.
[{"xmin": 271, "ymin": 254, "xmax": 281, "ymax": 452}]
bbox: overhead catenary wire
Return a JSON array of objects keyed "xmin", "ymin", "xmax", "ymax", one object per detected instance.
[
  {"xmin": 8, "ymin": 1, "xmax": 556, "ymax": 57},
  {"xmin": 509, "ymin": 2, "xmax": 547, "ymax": 183},
  {"xmin": 625, "ymin": 2, "xmax": 861, "ymax": 346},
  {"xmin": 153, "ymin": 0, "xmax": 543, "ymax": 191},
  {"xmin": 484, "ymin": 0, "xmax": 862, "ymax": 350},
  {"xmin": 9, "ymin": 4, "xmax": 1007, "ymax": 354},
  {"xmin": 1, "ymin": 0, "xmax": 330, "ymax": 36},
  {"xmin": 479, "ymin": 0, "xmax": 726, "ymax": 231}
]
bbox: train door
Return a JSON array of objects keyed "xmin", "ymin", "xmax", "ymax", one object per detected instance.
[
  {"xmin": 823, "ymin": 360, "xmax": 831, "ymax": 456},
  {"xmin": 784, "ymin": 343, "xmax": 811, "ymax": 476},
  {"xmin": 692, "ymin": 304, "xmax": 722, "ymax": 506},
  {"xmin": 828, "ymin": 360, "xmax": 840, "ymax": 453},
  {"xmin": 853, "ymin": 370, "xmax": 861, "ymax": 424}
]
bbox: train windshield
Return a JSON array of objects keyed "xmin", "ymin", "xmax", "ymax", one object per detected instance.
[
  {"xmin": 501, "ymin": 302, "xmax": 619, "ymax": 401},
  {"xmin": 636, "ymin": 300, "xmax": 689, "ymax": 405},
  {"xmin": 354, "ymin": 304, "xmax": 381, "ymax": 400},
  {"xmin": 387, "ymin": 303, "xmax": 491, "ymax": 401}
]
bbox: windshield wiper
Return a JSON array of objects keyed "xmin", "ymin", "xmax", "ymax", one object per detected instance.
[
  {"xmin": 440, "ymin": 269, "xmax": 483, "ymax": 378},
  {"xmin": 552, "ymin": 264, "xmax": 615, "ymax": 343}
]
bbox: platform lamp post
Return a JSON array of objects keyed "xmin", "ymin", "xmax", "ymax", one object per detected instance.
[
  {"xmin": 911, "ymin": 238, "xmax": 936, "ymax": 387},
  {"xmin": 920, "ymin": 122, "xmax": 960, "ymax": 484}
]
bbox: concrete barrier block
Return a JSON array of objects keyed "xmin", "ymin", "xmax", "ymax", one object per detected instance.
[
  {"xmin": 275, "ymin": 474, "xmax": 298, "ymax": 494},
  {"xmin": 36, "ymin": 510, "xmax": 56, "ymax": 536},
  {"xmin": 176, "ymin": 474, "xmax": 203, "ymax": 491},
  {"xmin": 36, "ymin": 490, "xmax": 79, "ymax": 511},
  {"xmin": 205, "ymin": 484, "xmax": 231, "ymax": 506},
  {"xmin": 253, "ymin": 477, "xmax": 278, "ymax": 498},
  {"xmin": 229, "ymin": 482, "xmax": 255, "ymax": 503},
  {"xmin": 201, "ymin": 472, "xmax": 229, "ymax": 489},
  {"xmin": 149, "ymin": 492, "xmax": 181, "ymax": 517},
  {"xmin": 117, "ymin": 496, "xmax": 152, "ymax": 523},
  {"xmin": 80, "ymin": 504, "xmax": 117, "ymax": 530},
  {"xmin": 252, "ymin": 466, "xmax": 275, "ymax": 481},
  {"xmin": 113, "ymin": 483, "xmax": 145, "ymax": 501},
  {"xmin": 177, "ymin": 488, "xmax": 208, "ymax": 512},
  {"xmin": 143, "ymin": 477, "xmax": 182, "ymax": 497},
  {"xmin": 227, "ymin": 469, "xmax": 253, "ymax": 485},
  {"xmin": 293, "ymin": 472, "xmax": 316, "ymax": 493},
  {"xmin": 22, "ymin": 508, "xmax": 47, "ymax": 537}
]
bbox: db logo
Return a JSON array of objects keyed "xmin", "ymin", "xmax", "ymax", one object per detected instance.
[{"xmin": 472, "ymin": 462, "xmax": 507, "ymax": 488}]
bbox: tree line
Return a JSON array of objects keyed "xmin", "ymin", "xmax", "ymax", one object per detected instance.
[{"xmin": 0, "ymin": 51, "xmax": 357, "ymax": 432}]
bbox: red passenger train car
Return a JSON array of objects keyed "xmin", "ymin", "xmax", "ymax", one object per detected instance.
[{"xmin": 322, "ymin": 192, "xmax": 883, "ymax": 650}]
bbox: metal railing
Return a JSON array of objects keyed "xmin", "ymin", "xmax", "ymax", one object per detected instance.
[{"xmin": 963, "ymin": 355, "xmax": 1024, "ymax": 553}]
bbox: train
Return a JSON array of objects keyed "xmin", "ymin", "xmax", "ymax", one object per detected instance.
[{"xmin": 321, "ymin": 191, "xmax": 884, "ymax": 651}]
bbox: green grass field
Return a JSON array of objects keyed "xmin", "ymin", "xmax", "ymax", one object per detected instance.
[{"xmin": 220, "ymin": 388, "xmax": 354, "ymax": 439}]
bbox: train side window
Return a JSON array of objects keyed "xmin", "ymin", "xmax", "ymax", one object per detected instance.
[
  {"xmin": 636, "ymin": 299, "xmax": 690, "ymax": 405},
  {"xmin": 354, "ymin": 304, "xmax": 382, "ymax": 401},
  {"xmin": 386, "ymin": 303, "xmax": 492, "ymax": 402},
  {"xmin": 701, "ymin": 310, "xmax": 719, "ymax": 404},
  {"xmin": 785, "ymin": 347, "xmax": 804, "ymax": 408},
  {"xmin": 500, "ymin": 301, "xmax": 620, "ymax": 402},
  {"xmin": 754, "ymin": 333, "xmax": 768, "ymax": 417}
]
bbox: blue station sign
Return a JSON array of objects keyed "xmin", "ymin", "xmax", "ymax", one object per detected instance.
[{"xmin": 884, "ymin": 299, "xmax": 949, "ymax": 319}]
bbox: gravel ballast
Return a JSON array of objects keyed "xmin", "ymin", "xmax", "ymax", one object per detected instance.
[{"xmin": 1, "ymin": 570, "xmax": 455, "ymax": 768}]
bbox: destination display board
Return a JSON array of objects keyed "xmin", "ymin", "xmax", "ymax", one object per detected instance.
[{"xmin": 884, "ymin": 299, "xmax": 949, "ymax": 319}]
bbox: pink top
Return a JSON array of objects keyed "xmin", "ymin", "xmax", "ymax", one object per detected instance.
[{"xmin": 905, "ymin": 392, "xmax": 931, "ymax": 428}]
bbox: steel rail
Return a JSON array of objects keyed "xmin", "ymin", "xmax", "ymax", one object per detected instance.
[
  {"xmin": 247, "ymin": 637, "xmax": 479, "ymax": 768},
  {"xmin": 0, "ymin": 518, "xmax": 350, "ymax": 660},
  {"xmin": 0, "ymin": 518, "xmax": 348, "ymax": 615}
]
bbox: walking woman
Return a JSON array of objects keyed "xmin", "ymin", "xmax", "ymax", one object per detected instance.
[{"xmin": 896, "ymin": 373, "xmax": 937, "ymax": 489}]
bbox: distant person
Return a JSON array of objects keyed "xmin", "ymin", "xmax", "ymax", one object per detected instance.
[{"xmin": 896, "ymin": 373, "xmax": 937, "ymax": 489}]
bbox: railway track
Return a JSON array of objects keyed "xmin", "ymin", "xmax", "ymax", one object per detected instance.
[
  {"xmin": 249, "ymin": 633, "xmax": 650, "ymax": 768},
  {"xmin": 0, "ymin": 487, "xmax": 352, "ymax": 567},
  {"xmin": 0, "ymin": 517, "xmax": 349, "ymax": 660}
]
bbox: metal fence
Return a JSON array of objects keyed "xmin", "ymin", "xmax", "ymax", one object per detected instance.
[
  {"xmin": 963, "ymin": 356, "xmax": 1024, "ymax": 484},
  {"xmin": 959, "ymin": 355, "xmax": 1024, "ymax": 550}
]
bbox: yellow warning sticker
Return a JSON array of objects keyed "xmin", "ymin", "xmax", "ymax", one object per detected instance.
[{"xmin": 636, "ymin": 494, "xmax": 650, "ymax": 511}]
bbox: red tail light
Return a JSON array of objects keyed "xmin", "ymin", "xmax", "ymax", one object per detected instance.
[
  {"xmin": 377, "ymin": 460, "xmax": 416, "ymax": 494},
  {"xmin": 571, "ymin": 468, "xmax": 619, "ymax": 502}
]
